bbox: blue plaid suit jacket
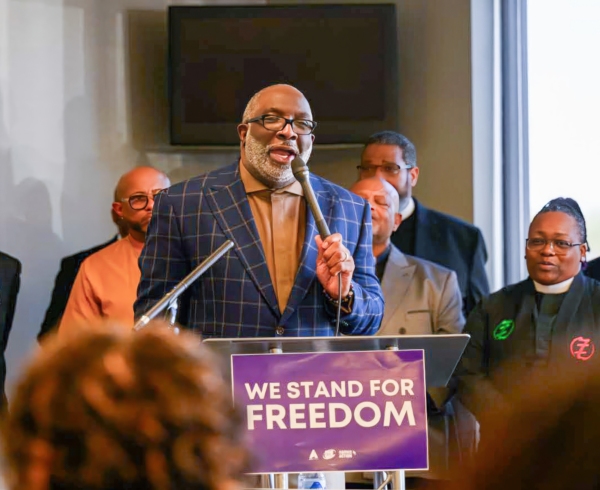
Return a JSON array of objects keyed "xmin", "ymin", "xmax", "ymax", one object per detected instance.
[{"xmin": 135, "ymin": 162, "xmax": 383, "ymax": 337}]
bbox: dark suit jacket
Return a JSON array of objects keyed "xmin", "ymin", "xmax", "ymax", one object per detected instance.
[
  {"xmin": 392, "ymin": 199, "xmax": 489, "ymax": 316},
  {"xmin": 458, "ymin": 273, "xmax": 600, "ymax": 421},
  {"xmin": 135, "ymin": 162, "xmax": 384, "ymax": 336},
  {"xmin": 38, "ymin": 236, "xmax": 117, "ymax": 340},
  {"xmin": 584, "ymin": 256, "xmax": 600, "ymax": 282},
  {"xmin": 0, "ymin": 251, "xmax": 21, "ymax": 406}
]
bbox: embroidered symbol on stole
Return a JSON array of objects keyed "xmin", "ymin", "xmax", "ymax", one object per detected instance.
[
  {"xmin": 570, "ymin": 336, "xmax": 595, "ymax": 361},
  {"xmin": 493, "ymin": 319, "xmax": 515, "ymax": 340}
]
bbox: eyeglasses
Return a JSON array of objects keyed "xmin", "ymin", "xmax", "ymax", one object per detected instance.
[
  {"xmin": 356, "ymin": 163, "xmax": 413, "ymax": 176},
  {"xmin": 525, "ymin": 238, "xmax": 583, "ymax": 254},
  {"xmin": 244, "ymin": 114, "xmax": 317, "ymax": 135},
  {"xmin": 121, "ymin": 190, "xmax": 165, "ymax": 210}
]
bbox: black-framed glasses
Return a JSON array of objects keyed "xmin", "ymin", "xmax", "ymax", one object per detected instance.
[
  {"xmin": 121, "ymin": 189, "xmax": 165, "ymax": 210},
  {"xmin": 356, "ymin": 163, "xmax": 414, "ymax": 176},
  {"xmin": 244, "ymin": 114, "xmax": 317, "ymax": 135},
  {"xmin": 525, "ymin": 238, "xmax": 583, "ymax": 254}
]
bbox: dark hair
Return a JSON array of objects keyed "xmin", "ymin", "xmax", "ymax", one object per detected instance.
[
  {"xmin": 363, "ymin": 131, "xmax": 417, "ymax": 168},
  {"xmin": 2, "ymin": 323, "xmax": 248, "ymax": 490},
  {"xmin": 534, "ymin": 197, "xmax": 588, "ymax": 249}
]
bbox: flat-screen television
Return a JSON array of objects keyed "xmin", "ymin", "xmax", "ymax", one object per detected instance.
[{"xmin": 168, "ymin": 4, "xmax": 398, "ymax": 146}]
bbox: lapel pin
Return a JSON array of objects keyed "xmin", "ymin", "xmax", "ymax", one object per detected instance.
[{"xmin": 493, "ymin": 319, "xmax": 515, "ymax": 340}]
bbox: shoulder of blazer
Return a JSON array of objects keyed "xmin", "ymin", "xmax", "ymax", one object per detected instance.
[
  {"xmin": 584, "ymin": 257, "xmax": 600, "ymax": 281},
  {"xmin": 580, "ymin": 273, "xmax": 600, "ymax": 296},
  {"xmin": 415, "ymin": 199, "xmax": 482, "ymax": 239},
  {"xmin": 165, "ymin": 161, "xmax": 240, "ymax": 197},
  {"xmin": 62, "ymin": 236, "xmax": 118, "ymax": 267},
  {"xmin": 403, "ymin": 252, "xmax": 455, "ymax": 277},
  {"xmin": 0, "ymin": 252, "xmax": 21, "ymax": 274},
  {"xmin": 310, "ymin": 173, "xmax": 365, "ymax": 207},
  {"xmin": 479, "ymin": 278, "xmax": 532, "ymax": 310}
]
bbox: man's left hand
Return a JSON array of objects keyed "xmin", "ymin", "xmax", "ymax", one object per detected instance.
[{"xmin": 315, "ymin": 233, "xmax": 354, "ymax": 299}]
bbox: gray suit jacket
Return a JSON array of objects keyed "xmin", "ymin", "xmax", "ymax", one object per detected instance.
[
  {"xmin": 378, "ymin": 245, "xmax": 464, "ymax": 336},
  {"xmin": 378, "ymin": 245, "xmax": 475, "ymax": 480}
]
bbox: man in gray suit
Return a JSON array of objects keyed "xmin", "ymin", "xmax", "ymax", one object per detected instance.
[
  {"xmin": 350, "ymin": 177, "xmax": 464, "ymax": 336},
  {"xmin": 350, "ymin": 177, "xmax": 475, "ymax": 487}
]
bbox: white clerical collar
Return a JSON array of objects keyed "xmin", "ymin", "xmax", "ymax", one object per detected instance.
[
  {"xmin": 533, "ymin": 276, "xmax": 575, "ymax": 294},
  {"xmin": 400, "ymin": 197, "xmax": 415, "ymax": 220}
]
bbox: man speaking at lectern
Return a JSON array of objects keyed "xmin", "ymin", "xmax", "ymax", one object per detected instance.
[{"xmin": 135, "ymin": 84, "xmax": 383, "ymax": 336}]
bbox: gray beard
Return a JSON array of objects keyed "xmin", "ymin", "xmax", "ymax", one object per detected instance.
[{"xmin": 244, "ymin": 133, "xmax": 313, "ymax": 189}]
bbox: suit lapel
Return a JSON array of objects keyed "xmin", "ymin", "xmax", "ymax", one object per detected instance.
[
  {"xmin": 380, "ymin": 247, "xmax": 415, "ymax": 333},
  {"xmin": 413, "ymin": 199, "xmax": 436, "ymax": 261},
  {"xmin": 280, "ymin": 175, "xmax": 335, "ymax": 324},
  {"xmin": 205, "ymin": 169, "xmax": 280, "ymax": 316}
]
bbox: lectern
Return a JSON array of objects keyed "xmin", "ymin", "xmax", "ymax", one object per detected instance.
[{"xmin": 204, "ymin": 334, "xmax": 469, "ymax": 490}]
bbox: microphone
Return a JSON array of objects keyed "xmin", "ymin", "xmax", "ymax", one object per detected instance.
[
  {"xmin": 133, "ymin": 240, "xmax": 234, "ymax": 331},
  {"xmin": 291, "ymin": 157, "xmax": 331, "ymax": 239},
  {"xmin": 292, "ymin": 156, "xmax": 343, "ymax": 338}
]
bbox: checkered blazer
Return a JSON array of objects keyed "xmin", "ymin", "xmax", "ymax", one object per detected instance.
[{"xmin": 135, "ymin": 162, "xmax": 383, "ymax": 337}]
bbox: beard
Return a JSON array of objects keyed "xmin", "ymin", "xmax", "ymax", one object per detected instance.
[{"xmin": 244, "ymin": 132, "xmax": 313, "ymax": 189}]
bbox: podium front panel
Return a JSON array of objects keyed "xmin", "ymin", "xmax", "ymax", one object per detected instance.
[{"xmin": 231, "ymin": 349, "xmax": 428, "ymax": 473}]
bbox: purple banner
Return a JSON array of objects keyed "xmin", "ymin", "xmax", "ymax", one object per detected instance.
[{"xmin": 231, "ymin": 350, "xmax": 428, "ymax": 473}]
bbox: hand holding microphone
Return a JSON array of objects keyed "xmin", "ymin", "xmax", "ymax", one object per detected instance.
[{"xmin": 291, "ymin": 157, "xmax": 354, "ymax": 300}]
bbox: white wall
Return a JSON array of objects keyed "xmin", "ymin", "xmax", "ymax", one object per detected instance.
[
  {"xmin": 1, "ymin": 0, "xmax": 169, "ymax": 393},
  {"xmin": 0, "ymin": 0, "xmax": 483, "ymax": 395}
]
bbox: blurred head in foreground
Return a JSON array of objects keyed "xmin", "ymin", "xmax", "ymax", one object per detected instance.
[
  {"xmin": 450, "ymin": 362, "xmax": 600, "ymax": 490},
  {"xmin": 2, "ymin": 323, "xmax": 247, "ymax": 490}
]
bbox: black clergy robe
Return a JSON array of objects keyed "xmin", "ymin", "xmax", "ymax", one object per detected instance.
[{"xmin": 457, "ymin": 272, "xmax": 600, "ymax": 422}]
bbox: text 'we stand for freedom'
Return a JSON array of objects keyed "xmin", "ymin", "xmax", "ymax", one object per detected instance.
[{"xmin": 244, "ymin": 378, "xmax": 418, "ymax": 430}]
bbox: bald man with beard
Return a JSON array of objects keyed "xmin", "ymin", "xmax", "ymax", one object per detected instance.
[
  {"xmin": 135, "ymin": 83, "xmax": 383, "ymax": 337},
  {"xmin": 59, "ymin": 167, "xmax": 170, "ymax": 334}
]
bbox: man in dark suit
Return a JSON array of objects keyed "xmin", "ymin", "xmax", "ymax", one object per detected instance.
[
  {"xmin": 38, "ymin": 210, "xmax": 128, "ymax": 341},
  {"xmin": 135, "ymin": 84, "xmax": 384, "ymax": 336},
  {"xmin": 584, "ymin": 256, "xmax": 600, "ymax": 282},
  {"xmin": 0, "ymin": 251, "xmax": 21, "ymax": 407},
  {"xmin": 358, "ymin": 131, "xmax": 489, "ymax": 315}
]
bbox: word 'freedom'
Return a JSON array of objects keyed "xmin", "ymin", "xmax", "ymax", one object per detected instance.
[{"xmin": 243, "ymin": 379, "xmax": 417, "ymax": 430}]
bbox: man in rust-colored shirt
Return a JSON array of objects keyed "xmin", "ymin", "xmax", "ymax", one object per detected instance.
[{"xmin": 60, "ymin": 167, "xmax": 170, "ymax": 334}]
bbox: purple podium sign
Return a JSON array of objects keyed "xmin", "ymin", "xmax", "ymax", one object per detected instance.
[{"xmin": 231, "ymin": 349, "xmax": 428, "ymax": 474}]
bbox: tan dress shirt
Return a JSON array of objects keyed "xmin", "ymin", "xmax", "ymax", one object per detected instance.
[
  {"xmin": 240, "ymin": 162, "xmax": 306, "ymax": 313},
  {"xmin": 59, "ymin": 235, "xmax": 144, "ymax": 334}
]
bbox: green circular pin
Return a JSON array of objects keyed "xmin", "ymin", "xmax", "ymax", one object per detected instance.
[{"xmin": 493, "ymin": 319, "xmax": 515, "ymax": 340}]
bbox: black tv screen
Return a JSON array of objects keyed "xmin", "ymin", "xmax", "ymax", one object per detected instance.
[{"xmin": 168, "ymin": 4, "xmax": 398, "ymax": 145}]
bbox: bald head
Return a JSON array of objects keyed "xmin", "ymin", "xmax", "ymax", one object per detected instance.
[
  {"xmin": 350, "ymin": 177, "xmax": 400, "ymax": 214},
  {"xmin": 114, "ymin": 167, "xmax": 169, "ymax": 202},
  {"xmin": 112, "ymin": 167, "xmax": 171, "ymax": 243},
  {"xmin": 242, "ymin": 84, "xmax": 313, "ymax": 122},
  {"xmin": 350, "ymin": 177, "xmax": 401, "ymax": 254}
]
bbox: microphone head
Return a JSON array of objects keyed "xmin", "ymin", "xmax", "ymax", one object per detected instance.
[{"xmin": 291, "ymin": 156, "xmax": 309, "ymax": 182}]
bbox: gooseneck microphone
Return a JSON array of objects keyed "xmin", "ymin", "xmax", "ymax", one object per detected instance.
[{"xmin": 291, "ymin": 157, "xmax": 331, "ymax": 239}]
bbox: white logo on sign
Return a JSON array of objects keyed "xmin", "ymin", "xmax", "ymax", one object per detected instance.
[
  {"xmin": 323, "ymin": 449, "xmax": 336, "ymax": 460},
  {"xmin": 338, "ymin": 450, "xmax": 357, "ymax": 459},
  {"xmin": 309, "ymin": 450, "xmax": 319, "ymax": 460}
]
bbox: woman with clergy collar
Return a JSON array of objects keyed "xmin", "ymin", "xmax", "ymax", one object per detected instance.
[{"xmin": 457, "ymin": 197, "xmax": 600, "ymax": 425}]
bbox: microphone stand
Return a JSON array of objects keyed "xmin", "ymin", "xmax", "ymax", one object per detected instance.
[{"xmin": 133, "ymin": 240, "xmax": 235, "ymax": 332}]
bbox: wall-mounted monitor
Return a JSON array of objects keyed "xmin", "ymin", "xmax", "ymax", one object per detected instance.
[{"xmin": 168, "ymin": 4, "xmax": 398, "ymax": 146}]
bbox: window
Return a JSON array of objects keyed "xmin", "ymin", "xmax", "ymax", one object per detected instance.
[{"xmin": 527, "ymin": 0, "xmax": 600, "ymax": 259}]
